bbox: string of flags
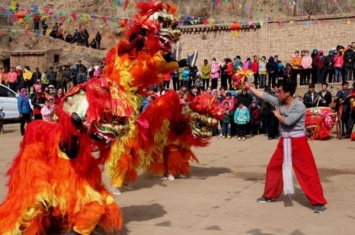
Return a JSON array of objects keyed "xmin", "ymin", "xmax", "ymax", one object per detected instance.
[{"xmin": 0, "ymin": 0, "xmax": 354, "ymax": 38}]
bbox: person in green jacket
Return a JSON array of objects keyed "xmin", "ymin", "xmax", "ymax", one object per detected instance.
[
  {"xmin": 221, "ymin": 102, "xmax": 234, "ymax": 138},
  {"xmin": 41, "ymin": 69, "xmax": 49, "ymax": 88},
  {"xmin": 200, "ymin": 59, "xmax": 211, "ymax": 90}
]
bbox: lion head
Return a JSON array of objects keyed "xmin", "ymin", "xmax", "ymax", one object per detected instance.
[
  {"xmin": 59, "ymin": 78, "xmax": 132, "ymax": 145},
  {"xmin": 124, "ymin": 1, "xmax": 181, "ymax": 56},
  {"xmin": 182, "ymin": 94, "xmax": 224, "ymax": 139}
]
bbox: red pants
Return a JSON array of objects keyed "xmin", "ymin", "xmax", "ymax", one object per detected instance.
[{"xmin": 263, "ymin": 136, "xmax": 327, "ymax": 205}]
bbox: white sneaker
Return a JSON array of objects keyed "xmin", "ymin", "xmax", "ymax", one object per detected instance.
[
  {"xmin": 110, "ymin": 187, "xmax": 122, "ymax": 196},
  {"xmin": 167, "ymin": 174, "xmax": 175, "ymax": 181},
  {"xmin": 242, "ymin": 137, "xmax": 246, "ymax": 141},
  {"xmin": 123, "ymin": 184, "xmax": 133, "ymax": 190},
  {"xmin": 237, "ymin": 137, "xmax": 241, "ymax": 141},
  {"xmin": 154, "ymin": 176, "xmax": 168, "ymax": 180},
  {"xmin": 177, "ymin": 174, "xmax": 186, "ymax": 179}
]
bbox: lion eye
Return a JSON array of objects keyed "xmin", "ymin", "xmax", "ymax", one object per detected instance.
[{"xmin": 161, "ymin": 22, "xmax": 168, "ymax": 29}]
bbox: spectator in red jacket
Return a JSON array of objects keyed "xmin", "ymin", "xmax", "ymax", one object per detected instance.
[
  {"xmin": 226, "ymin": 58, "xmax": 234, "ymax": 89},
  {"xmin": 314, "ymin": 50, "xmax": 326, "ymax": 84},
  {"xmin": 251, "ymin": 55, "xmax": 259, "ymax": 88},
  {"xmin": 249, "ymin": 100, "xmax": 260, "ymax": 136}
]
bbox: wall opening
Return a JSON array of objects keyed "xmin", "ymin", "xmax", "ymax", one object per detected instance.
[{"xmin": 54, "ymin": 54, "xmax": 60, "ymax": 64}]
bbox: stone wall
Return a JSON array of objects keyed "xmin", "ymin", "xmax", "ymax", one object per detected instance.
[
  {"xmin": 179, "ymin": 18, "xmax": 355, "ymax": 67},
  {"xmin": 10, "ymin": 49, "xmax": 62, "ymax": 71},
  {"xmin": 10, "ymin": 54, "xmax": 45, "ymax": 71}
]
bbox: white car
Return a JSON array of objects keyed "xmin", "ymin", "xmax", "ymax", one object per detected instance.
[{"xmin": 0, "ymin": 84, "xmax": 20, "ymax": 120}]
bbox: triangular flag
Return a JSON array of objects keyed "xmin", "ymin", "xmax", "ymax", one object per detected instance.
[
  {"xmin": 25, "ymin": 30, "xmax": 30, "ymax": 37},
  {"xmin": 71, "ymin": 12, "xmax": 77, "ymax": 20},
  {"xmin": 124, "ymin": 0, "xmax": 129, "ymax": 10},
  {"xmin": 25, "ymin": 14, "xmax": 31, "ymax": 22},
  {"xmin": 102, "ymin": 16, "xmax": 107, "ymax": 24},
  {"xmin": 11, "ymin": 29, "xmax": 17, "ymax": 34},
  {"xmin": 259, "ymin": 21, "xmax": 264, "ymax": 27},
  {"xmin": 10, "ymin": 1, "xmax": 17, "ymax": 11}
]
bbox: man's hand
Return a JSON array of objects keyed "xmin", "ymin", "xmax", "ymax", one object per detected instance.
[
  {"xmin": 244, "ymin": 82, "xmax": 255, "ymax": 90},
  {"xmin": 272, "ymin": 106, "xmax": 281, "ymax": 118}
]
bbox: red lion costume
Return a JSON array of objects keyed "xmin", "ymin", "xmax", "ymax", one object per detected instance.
[
  {"xmin": 0, "ymin": 79, "xmax": 132, "ymax": 235},
  {"xmin": 104, "ymin": 1, "xmax": 182, "ymax": 189},
  {"xmin": 138, "ymin": 91, "xmax": 224, "ymax": 179}
]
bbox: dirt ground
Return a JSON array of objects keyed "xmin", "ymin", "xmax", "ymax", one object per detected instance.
[{"xmin": 0, "ymin": 123, "xmax": 355, "ymax": 235}]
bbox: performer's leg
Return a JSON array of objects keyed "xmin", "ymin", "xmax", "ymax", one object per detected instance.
[
  {"xmin": 292, "ymin": 137, "xmax": 327, "ymax": 205},
  {"xmin": 72, "ymin": 201, "xmax": 105, "ymax": 235},
  {"xmin": 98, "ymin": 195, "xmax": 122, "ymax": 232},
  {"xmin": 111, "ymin": 170, "xmax": 126, "ymax": 188},
  {"xmin": 165, "ymin": 146, "xmax": 183, "ymax": 176},
  {"xmin": 263, "ymin": 139, "xmax": 284, "ymax": 199}
]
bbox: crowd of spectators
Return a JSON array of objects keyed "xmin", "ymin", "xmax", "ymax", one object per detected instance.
[
  {"xmin": 33, "ymin": 17, "xmax": 102, "ymax": 50},
  {"xmin": 1, "ymin": 42, "xmax": 355, "ymax": 139}
]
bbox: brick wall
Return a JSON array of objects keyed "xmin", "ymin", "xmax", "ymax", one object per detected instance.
[
  {"xmin": 179, "ymin": 19, "xmax": 355, "ymax": 67},
  {"xmin": 10, "ymin": 54, "xmax": 46, "ymax": 71}
]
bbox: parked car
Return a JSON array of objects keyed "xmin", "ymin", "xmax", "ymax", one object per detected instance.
[{"xmin": 0, "ymin": 84, "xmax": 19, "ymax": 120}]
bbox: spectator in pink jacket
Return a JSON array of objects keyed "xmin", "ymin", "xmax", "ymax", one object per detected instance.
[
  {"xmin": 301, "ymin": 50, "xmax": 313, "ymax": 85},
  {"xmin": 7, "ymin": 67, "xmax": 18, "ymax": 92},
  {"xmin": 220, "ymin": 92, "xmax": 235, "ymax": 111},
  {"xmin": 333, "ymin": 51, "xmax": 344, "ymax": 83},
  {"xmin": 211, "ymin": 58, "xmax": 220, "ymax": 90}
]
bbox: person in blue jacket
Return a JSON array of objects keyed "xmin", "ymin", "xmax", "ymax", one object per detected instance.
[
  {"xmin": 234, "ymin": 101, "xmax": 250, "ymax": 141},
  {"xmin": 18, "ymin": 88, "xmax": 32, "ymax": 136}
]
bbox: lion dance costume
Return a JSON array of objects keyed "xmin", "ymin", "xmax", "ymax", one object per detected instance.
[
  {"xmin": 104, "ymin": 1, "xmax": 183, "ymax": 188},
  {"xmin": 0, "ymin": 79, "xmax": 132, "ymax": 235},
  {"xmin": 138, "ymin": 91, "xmax": 224, "ymax": 179}
]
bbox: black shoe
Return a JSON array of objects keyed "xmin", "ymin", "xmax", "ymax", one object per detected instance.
[
  {"xmin": 313, "ymin": 204, "xmax": 326, "ymax": 213},
  {"xmin": 257, "ymin": 196, "xmax": 275, "ymax": 203}
]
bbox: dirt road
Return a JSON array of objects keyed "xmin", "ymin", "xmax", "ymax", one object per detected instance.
[{"xmin": 0, "ymin": 123, "xmax": 354, "ymax": 235}]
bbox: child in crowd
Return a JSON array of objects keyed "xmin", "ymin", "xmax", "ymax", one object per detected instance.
[
  {"xmin": 41, "ymin": 99, "xmax": 55, "ymax": 122},
  {"xmin": 221, "ymin": 102, "xmax": 233, "ymax": 138},
  {"xmin": 194, "ymin": 74, "xmax": 204, "ymax": 90},
  {"xmin": 180, "ymin": 93, "xmax": 189, "ymax": 104},
  {"xmin": 234, "ymin": 101, "xmax": 250, "ymax": 141},
  {"xmin": 0, "ymin": 107, "xmax": 5, "ymax": 133},
  {"xmin": 249, "ymin": 101, "xmax": 260, "ymax": 137},
  {"xmin": 258, "ymin": 56, "xmax": 267, "ymax": 88},
  {"xmin": 141, "ymin": 95, "xmax": 154, "ymax": 112},
  {"xmin": 49, "ymin": 97, "xmax": 58, "ymax": 121}
]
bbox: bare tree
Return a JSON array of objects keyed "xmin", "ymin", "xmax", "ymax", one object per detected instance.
[{"xmin": 300, "ymin": 0, "xmax": 322, "ymax": 15}]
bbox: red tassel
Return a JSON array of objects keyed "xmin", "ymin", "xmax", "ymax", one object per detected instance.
[{"xmin": 231, "ymin": 0, "xmax": 235, "ymax": 10}]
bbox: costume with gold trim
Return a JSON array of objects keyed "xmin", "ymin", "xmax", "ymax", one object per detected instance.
[
  {"xmin": 138, "ymin": 91, "xmax": 224, "ymax": 177},
  {"xmin": 0, "ymin": 78, "xmax": 131, "ymax": 235},
  {"xmin": 105, "ymin": 1, "xmax": 182, "ymax": 188}
]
